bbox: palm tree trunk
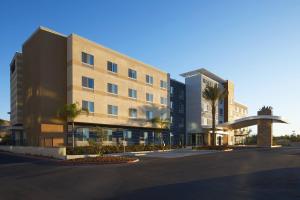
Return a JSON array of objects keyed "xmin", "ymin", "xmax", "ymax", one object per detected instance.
[
  {"xmin": 72, "ymin": 121, "xmax": 75, "ymax": 149},
  {"xmin": 212, "ymin": 104, "xmax": 216, "ymax": 146}
]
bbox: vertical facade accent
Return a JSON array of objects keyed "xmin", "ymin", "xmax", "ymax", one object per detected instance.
[
  {"xmin": 22, "ymin": 28, "xmax": 67, "ymax": 146},
  {"xmin": 257, "ymin": 108, "xmax": 273, "ymax": 147},
  {"xmin": 170, "ymin": 79, "xmax": 186, "ymax": 145}
]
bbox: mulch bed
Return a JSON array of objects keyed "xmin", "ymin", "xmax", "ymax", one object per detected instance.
[{"xmin": 63, "ymin": 156, "xmax": 138, "ymax": 165}]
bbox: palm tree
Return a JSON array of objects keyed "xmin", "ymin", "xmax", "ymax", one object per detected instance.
[
  {"xmin": 58, "ymin": 103, "xmax": 88, "ymax": 148},
  {"xmin": 150, "ymin": 117, "xmax": 170, "ymax": 146},
  {"xmin": 202, "ymin": 85, "xmax": 227, "ymax": 146},
  {"xmin": 0, "ymin": 119, "xmax": 5, "ymax": 126}
]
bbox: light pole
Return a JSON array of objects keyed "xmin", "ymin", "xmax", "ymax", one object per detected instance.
[{"xmin": 123, "ymin": 131, "xmax": 126, "ymax": 153}]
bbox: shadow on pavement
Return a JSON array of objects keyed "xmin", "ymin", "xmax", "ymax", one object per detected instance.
[
  {"xmin": 0, "ymin": 151, "xmax": 60, "ymax": 166},
  {"xmin": 114, "ymin": 167, "xmax": 300, "ymax": 200}
]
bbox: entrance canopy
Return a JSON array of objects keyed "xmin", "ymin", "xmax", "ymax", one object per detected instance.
[{"xmin": 218, "ymin": 115, "xmax": 288, "ymax": 130}]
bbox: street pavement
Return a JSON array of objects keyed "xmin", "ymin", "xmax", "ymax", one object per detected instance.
[{"xmin": 0, "ymin": 147, "xmax": 300, "ymax": 200}]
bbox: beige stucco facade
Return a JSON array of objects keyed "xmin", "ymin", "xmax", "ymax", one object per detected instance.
[
  {"xmin": 67, "ymin": 34, "xmax": 169, "ymax": 128},
  {"xmin": 11, "ymin": 27, "xmax": 170, "ymax": 147}
]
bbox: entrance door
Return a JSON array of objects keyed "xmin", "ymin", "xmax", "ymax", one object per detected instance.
[{"xmin": 217, "ymin": 136, "xmax": 222, "ymax": 146}]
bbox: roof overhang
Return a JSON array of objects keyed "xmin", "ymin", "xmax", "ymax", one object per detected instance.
[
  {"xmin": 180, "ymin": 68, "xmax": 226, "ymax": 83},
  {"xmin": 218, "ymin": 115, "xmax": 288, "ymax": 130}
]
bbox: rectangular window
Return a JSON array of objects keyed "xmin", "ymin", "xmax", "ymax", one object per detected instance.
[
  {"xmin": 146, "ymin": 111, "xmax": 153, "ymax": 120},
  {"xmin": 129, "ymin": 108, "xmax": 137, "ymax": 118},
  {"xmin": 107, "ymin": 83, "xmax": 118, "ymax": 94},
  {"xmin": 82, "ymin": 52, "xmax": 94, "ymax": 66},
  {"xmin": 128, "ymin": 69, "xmax": 137, "ymax": 79},
  {"xmin": 146, "ymin": 93, "xmax": 153, "ymax": 103},
  {"xmin": 219, "ymin": 108, "xmax": 224, "ymax": 115},
  {"xmin": 170, "ymin": 86, "xmax": 174, "ymax": 95},
  {"xmin": 170, "ymin": 101, "xmax": 173, "ymax": 109},
  {"xmin": 82, "ymin": 76, "xmax": 94, "ymax": 89},
  {"xmin": 128, "ymin": 88, "xmax": 137, "ymax": 99},
  {"xmin": 160, "ymin": 112, "xmax": 167, "ymax": 120},
  {"xmin": 146, "ymin": 75, "xmax": 153, "ymax": 85},
  {"xmin": 160, "ymin": 80, "xmax": 167, "ymax": 89},
  {"xmin": 106, "ymin": 129, "xmax": 113, "ymax": 141},
  {"xmin": 108, "ymin": 105, "xmax": 118, "ymax": 116},
  {"xmin": 179, "ymin": 104, "xmax": 184, "ymax": 113},
  {"xmin": 160, "ymin": 97, "xmax": 167, "ymax": 105},
  {"xmin": 82, "ymin": 100, "xmax": 94, "ymax": 113},
  {"xmin": 107, "ymin": 61, "xmax": 118, "ymax": 73}
]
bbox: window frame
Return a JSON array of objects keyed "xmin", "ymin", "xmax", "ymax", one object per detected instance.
[
  {"xmin": 128, "ymin": 88, "xmax": 137, "ymax": 99},
  {"xmin": 129, "ymin": 108, "xmax": 138, "ymax": 118},
  {"xmin": 82, "ymin": 100, "xmax": 94, "ymax": 113},
  {"xmin": 128, "ymin": 68, "xmax": 137, "ymax": 80},
  {"xmin": 81, "ymin": 52, "xmax": 94, "ymax": 66},
  {"xmin": 107, "ymin": 83, "xmax": 118, "ymax": 95},
  {"xmin": 107, "ymin": 61, "xmax": 118, "ymax": 73},
  {"xmin": 146, "ymin": 93, "xmax": 154, "ymax": 103},
  {"xmin": 107, "ymin": 105, "xmax": 118, "ymax": 116},
  {"xmin": 82, "ymin": 76, "xmax": 94, "ymax": 90}
]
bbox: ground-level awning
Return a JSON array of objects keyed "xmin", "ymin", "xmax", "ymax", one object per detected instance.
[{"xmin": 218, "ymin": 115, "xmax": 288, "ymax": 130}]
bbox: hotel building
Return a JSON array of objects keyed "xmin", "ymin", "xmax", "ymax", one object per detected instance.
[
  {"xmin": 10, "ymin": 27, "xmax": 248, "ymax": 147},
  {"xmin": 10, "ymin": 27, "xmax": 170, "ymax": 147},
  {"xmin": 181, "ymin": 69, "xmax": 248, "ymax": 146}
]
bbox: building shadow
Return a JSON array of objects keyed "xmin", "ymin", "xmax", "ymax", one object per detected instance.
[{"xmin": 112, "ymin": 167, "xmax": 300, "ymax": 200}]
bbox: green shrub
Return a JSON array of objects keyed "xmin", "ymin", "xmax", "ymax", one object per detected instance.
[{"xmin": 66, "ymin": 144, "xmax": 178, "ymax": 155}]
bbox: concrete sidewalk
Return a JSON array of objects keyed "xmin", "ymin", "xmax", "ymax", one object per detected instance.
[{"xmin": 111, "ymin": 148, "xmax": 219, "ymax": 158}]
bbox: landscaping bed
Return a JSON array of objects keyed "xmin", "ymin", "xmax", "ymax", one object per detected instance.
[
  {"xmin": 66, "ymin": 144, "xmax": 182, "ymax": 155},
  {"xmin": 63, "ymin": 156, "xmax": 138, "ymax": 165}
]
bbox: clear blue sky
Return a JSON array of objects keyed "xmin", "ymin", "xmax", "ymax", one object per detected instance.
[{"xmin": 0, "ymin": 0, "xmax": 299, "ymax": 136}]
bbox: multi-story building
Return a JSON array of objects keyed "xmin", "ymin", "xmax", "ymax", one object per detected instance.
[
  {"xmin": 10, "ymin": 52, "xmax": 24, "ymax": 145},
  {"xmin": 10, "ymin": 27, "xmax": 170, "ymax": 147},
  {"xmin": 181, "ymin": 68, "xmax": 248, "ymax": 146},
  {"xmin": 170, "ymin": 79, "xmax": 186, "ymax": 146},
  {"xmin": 10, "ymin": 27, "xmax": 248, "ymax": 148}
]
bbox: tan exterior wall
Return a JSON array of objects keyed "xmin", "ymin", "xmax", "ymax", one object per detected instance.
[
  {"xmin": 224, "ymin": 80, "xmax": 235, "ymax": 122},
  {"xmin": 22, "ymin": 28, "xmax": 67, "ymax": 146},
  {"xmin": 67, "ymin": 34, "xmax": 169, "ymax": 128}
]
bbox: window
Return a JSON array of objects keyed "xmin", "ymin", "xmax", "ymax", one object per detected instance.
[
  {"xmin": 160, "ymin": 80, "xmax": 167, "ymax": 89},
  {"xmin": 125, "ymin": 131, "xmax": 132, "ymax": 139},
  {"xmin": 108, "ymin": 105, "xmax": 118, "ymax": 116},
  {"xmin": 144, "ymin": 132, "xmax": 148, "ymax": 139},
  {"xmin": 219, "ymin": 108, "xmax": 224, "ymax": 115},
  {"xmin": 107, "ymin": 61, "xmax": 118, "ymax": 73},
  {"xmin": 82, "ymin": 100, "xmax": 94, "ymax": 113},
  {"xmin": 146, "ymin": 111, "xmax": 153, "ymax": 120},
  {"xmin": 170, "ymin": 116, "xmax": 173, "ymax": 123},
  {"xmin": 146, "ymin": 93, "xmax": 153, "ymax": 102},
  {"xmin": 82, "ymin": 52, "xmax": 94, "ymax": 66},
  {"xmin": 128, "ymin": 88, "xmax": 137, "ymax": 99},
  {"xmin": 170, "ymin": 86, "xmax": 174, "ymax": 95},
  {"xmin": 107, "ymin": 83, "xmax": 118, "ymax": 94},
  {"xmin": 106, "ymin": 129, "xmax": 113, "ymax": 141},
  {"xmin": 160, "ymin": 97, "xmax": 167, "ymax": 105},
  {"xmin": 128, "ymin": 69, "xmax": 137, "ymax": 79},
  {"xmin": 160, "ymin": 112, "xmax": 167, "ymax": 120},
  {"xmin": 129, "ymin": 108, "xmax": 137, "ymax": 118},
  {"xmin": 179, "ymin": 104, "xmax": 184, "ymax": 114},
  {"xmin": 170, "ymin": 101, "xmax": 173, "ymax": 109},
  {"xmin": 146, "ymin": 75, "xmax": 153, "ymax": 85},
  {"xmin": 82, "ymin": 76, "xmax": 94, "ymax": 89}
]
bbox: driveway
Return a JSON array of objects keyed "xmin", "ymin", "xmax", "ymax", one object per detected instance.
[{"xmin": 0, "ymin": 148, "xmax": 300, "ymax": 200}]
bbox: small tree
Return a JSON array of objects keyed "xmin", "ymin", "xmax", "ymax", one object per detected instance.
[
  {"xmin": 0, "ymin": 119, "xmax": 5, "ymax": 126},
  {"xmin": 202, "ymin": 85, "xmax": 227, "ymax": 146},
  {"xmin": 58, "ymin": 103, "xmax": 88, "ymax": 148},
  {"xmin": 150, "ymin": 117, "xmax": 170, "ymax": 146}
]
